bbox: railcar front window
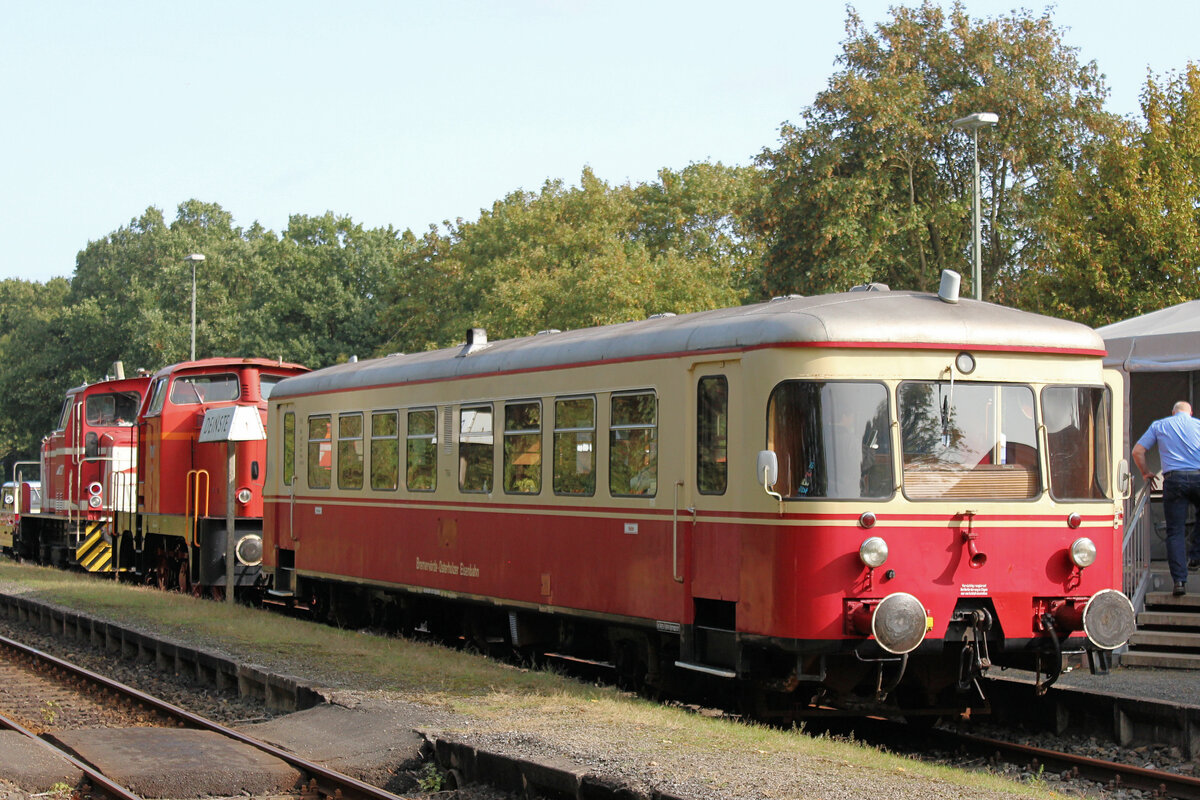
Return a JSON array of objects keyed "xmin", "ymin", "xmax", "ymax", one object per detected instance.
[
  {"xmin": 766, "ymin": 382, "xmax": 892, "ymax": 499},
  {"xmin": 504, "ymin": 401, "xmax": 541, "ymax": 494},
  {"xmin": 171, "ymin": 373, "xmax": 240, "ymax": 405},
  {"xmin": 610, "ymin": 392, "xmax": 657, "ymax": 497},
  {"xmin": 1043, "ymin": 386, "xmax": 1112, "ymax": 500},
  {"xmin": 459, "ymin": 405, "xmax": 494, "ymax": 493},
  {"xmin": 899, "ymin": 382, "xmax": 1039, "ymax": 500},
  {"xmin": 307, "ymin": 416, "xmax": 332, "ymax": 489}
]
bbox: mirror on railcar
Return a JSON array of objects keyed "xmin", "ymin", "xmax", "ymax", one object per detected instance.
[{"xmin": 1118, "ymin": 458, "xmax": 1131, "ymax": 498}]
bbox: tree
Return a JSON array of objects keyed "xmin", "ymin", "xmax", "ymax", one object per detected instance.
[
  {"xmin": 1024, "ymin": 64, "xmax": 1200, "ymax": 325},
  {"xmin": 753, "ymin": 2, "xmax": 1113, "ymax": 301}
]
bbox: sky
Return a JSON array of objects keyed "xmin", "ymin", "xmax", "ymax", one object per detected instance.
[{"xmin": 2, "ymin": 1, "xmax": 1197, "ymax": 284}]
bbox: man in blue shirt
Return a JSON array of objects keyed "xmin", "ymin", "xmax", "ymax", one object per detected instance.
[{"xmin": 1133, "ymin": 401, "xmax": 1200, "ymax": 595}]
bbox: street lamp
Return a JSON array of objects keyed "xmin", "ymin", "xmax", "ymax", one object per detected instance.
[
  {"xmin": 951, "ymin": 112, "xmax": 998, "ymax": 301},
  {"xmin": 185, "ymin": 253, "xmax": 205, "ymax": 360}
]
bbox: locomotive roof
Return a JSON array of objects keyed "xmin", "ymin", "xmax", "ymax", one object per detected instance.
[
  {"xmin": 148, "ymin": 356, "xmax": 309, "ymax": 381},
  {"xmin": 272, "ymin": 290, "xmax": 1107, "ymax": 399}
]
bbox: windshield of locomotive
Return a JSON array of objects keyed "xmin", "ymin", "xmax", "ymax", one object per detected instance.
[
  {"xmin": 85, "ymin": 392, "xmax": 141, "ymax": 426},
  {"xmin": 1042, "ymin": 385, "xmax": 1112, "ymax": 500},
  {"xmin": 899, "ymin": 382, "xmax": 1039, "ymax": 499},
  {"xmin": 170, "ymin": 373, "xmax": 240, "ymax": 405},
  {"xmin": 766, "ymin": 381, "xmax": 892, "ymax": 499}
]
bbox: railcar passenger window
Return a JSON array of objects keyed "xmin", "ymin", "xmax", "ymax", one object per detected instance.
[
  {"xmin": 767, "ymin": 381, "xmax": 892, "ymax": 499},
  {"xmin": 307, "ymin": 416, "xmax": 332, "ymax": 489},
  {"xmin": 459, "ymin": 405, "xmax": 493, "ymax": 493},
  {"xmin": 282, "ymin": 412, "xmax": 296, "ymax": 486},
  {"xmin": 504, "ymin": 402, "xmax": 541, "ymax": 494},
  {"xmin": 611, "ymin": 392, "xmax": 657, "ymax": 497},
  {"xmin": 899, "ymin": 382, "xmax": 1038, "ymax": 500},
  {"xmin": 171, "ymin": 373, "xmax": 239, "ymax": 405},
  {"xmin": 698, "ymin": 377, "xmax": 728, "ymax": 495},
  {"xmin": 554, "ymin": 397, "xmax": 595, "ymax": 496},
  {"xmin": 1043, "ymin": 386, "xmax": 1112, "ymax": 500},
  {"xmin": 370, "ymin": 411, "xmax": 399, "ymax": 491},
  {"xmin": 338, "ymin": 413, "xmax": 364, "ymax": 490},
  {"xmin": 407, "ymin": 409, "xmax": 437, "ymax": 491}
]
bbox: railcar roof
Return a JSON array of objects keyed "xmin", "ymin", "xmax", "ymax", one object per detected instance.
[{"xmin": 273, "ymin": 290, "xmax": 1106, "ymax": 399}]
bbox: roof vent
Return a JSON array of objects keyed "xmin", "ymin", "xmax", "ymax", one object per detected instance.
[
  {"xmin": 647, "ymin": 312, "xmax": 676, "ymax": 320},
  {"xmin": 348, "ymin": 355, "xmax": 358, "ymax": 363},
  {"xmin": 938, "ymin": 270, "xmax": 961, "ymax": 304},
  {"xmin": 536, "ymin": 329, "xmax": 562, "ymax": 336},
  {"xmin": 458, "ymin": 327, "xmax": 491, "ymax": 357},
  {"xmin": 850, "ymin": 283, "xmax": 890, "ymax": 292},
  {"xmin": 769, "ymin": 294, "xmax": 804, "ymax": 303}
]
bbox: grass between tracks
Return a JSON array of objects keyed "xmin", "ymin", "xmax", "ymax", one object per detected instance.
[{"xmin": 0, "ymin": 560, "xmax": 1062, "ymax": 799}]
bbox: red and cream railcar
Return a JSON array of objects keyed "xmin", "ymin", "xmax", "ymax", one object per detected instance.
[
  {"xmin": 262, "ymin": 285, "xmax": 1135, "ymax": 712},
  {"xmin": 117, "ymin": 357, "xmax": 308, "ymax": 592},
  {"xmin": 16, "ymin": 372, "xmax": 149, "ymax": 571},
  {"xmin": 0, "ymin": 480, "xmax": 40, "ymax": 554}
]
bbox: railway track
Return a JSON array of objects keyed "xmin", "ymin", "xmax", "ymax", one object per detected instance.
[{"xmin": 0, "ymin": 633, "xmax": 409, "ymax": 800}]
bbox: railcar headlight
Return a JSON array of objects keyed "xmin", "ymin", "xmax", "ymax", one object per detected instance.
[
  {"xmin": 236, "ymin": 488, "xmax": 253, "ymax": 504},
  {"xmin": 88, "ymin": 495, "xmax": 103, "ymax": 509},
  {"xmin": 859, "ymin": 536, "xmax": 889, "ymax": 569},
  {"xmin": 87, "ymin": 481, "xmax": 103, "ymax": 496},
  {"xmin": 1070, "ymin": 537, "xmax": 1097, "ymax": 568}
]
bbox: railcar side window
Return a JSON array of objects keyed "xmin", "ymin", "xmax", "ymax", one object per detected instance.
[
  {"xmin": 370, "ymin": 411, "xmax": 399, "ymax": 491},
  {"xmin": 459, "ymin": 405, "xmax": 493, "ymax": 493},
  {"xmin": 282, "ymin": 412, "xmax": 296, "ymax": 486},
  {"xmin": 407, "ymin": 409, "xmax": 437, "ymax": 491},
  {"xmin": 259, "ymin": 375, "xmax": 287, "ymax": 401},
  {"xmin": 56, "ymin": 397, "xmax": 73, "ymax": 430},
  {"xmin": 338, "ymin": 413, "xmax": 364, "ymax": 490},
  {"xmin": 553, "ymin": 397, "xmax": 595, "ymax": 496},
  {"xmin": 307, "ymin": 415, "xmax": 332, "ymax": 489},
  {"xmin": 767, "ymin": 381, "xmax": 892, "ymax": 499},
  {"xmin": 1043, "ymin": 386, "xmax": 1112, "ymax": 500},
  {"xmin": 698, "ymin": 376, "xmax": 728, "ymax": 494},
  {"xmin": 610, "ymin": 392, "xmax": 657, "ymax": 497},
  {"xmin": 171, "ymin": 373, "xmax": 240, "ymax": 405},
  {"xmin": 504, "ymin": 401, "xmax": 542, "ymax": 494},
  {"xmin": 899, "ymin": 382, "xmax": 1039, "ymax": 500}
]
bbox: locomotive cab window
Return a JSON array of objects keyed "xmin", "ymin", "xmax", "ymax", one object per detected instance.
[
  {"xmin": 610, "ymin": 391, "xmax": 657, "ymax": 497},
  {"xmin": 56, "ymin": 397, "xmax": 73, "ymax": 430},
  {"xmin": 459, "ymin": 405, "xmax": 494, "ymax": 493},
  {"xmin": 767, "ymin": 381, "xmax": 892, "ymax": 499},
  {"xmin": 698, "ymin": 376, "xmax": 728, "ymax": 494},
  {"xmin": 85, "ymin": 392, "xmax": 140, "ymax": 426},
  {"xmin": 407, "ymin": 408, "xmax": 437, "ymax": 491},
  {"xmin": 899, "ymin": 381, "xmax": 1039, "ymax": 500},
  {"xmin": 554, "ymin": 397, "xmax": 595, "ymax": 496},
  {"xmin": 337, "ymin": 413, "xmax": 364, "ymax": 490},
  {"xmin": 171, "ymin": 373, "xmax": 240, "ymax": 405},
  {"xmin": 504, "ymin": 401, "xmax": 541, "ymax": 494},
  {"xmin": 370, "ymin": 411, "xmax": 399, "ymax": 491},
  {"xmin": 145, "ymin": 378, "xmax": 168, "ymax": 417},
  {"xmin": 308, "ymin": 415, "xmax": 332, "ymax": 489},
  {"xmin": 1043, "ymin": 385, "xmax": 1112, "ymax": 501}
]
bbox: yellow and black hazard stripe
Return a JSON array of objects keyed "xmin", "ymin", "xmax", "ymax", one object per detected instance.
[{"xmin": 76, "ymin": 522, "xmax": 118, "ymax": 572}]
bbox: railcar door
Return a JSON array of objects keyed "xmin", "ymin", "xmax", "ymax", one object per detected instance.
[{"xmin": 681, "ymin": 360, "xmax": 742, "ymax": 674}]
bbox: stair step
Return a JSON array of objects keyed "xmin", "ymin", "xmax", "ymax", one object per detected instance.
[
  {"xmin": 1138, "ymin": 610, "xmax": 1200, "ymax": 628},
  {"xmin": 1144, "ymin": 591, "xmax": 1200, "ymax": 608},
  {"xmin": 1121, "ymin": 650, "xmax": 1200, "ymax": 670},
  {"xmin": 1130, "ymin": 629, "xmax": 1200, "ymax": 648}
]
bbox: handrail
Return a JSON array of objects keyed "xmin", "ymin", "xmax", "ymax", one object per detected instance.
[
  {"xmin": 1122, "ymin": 482, "xmax": 1154, "ymax": 613},
  {"xmin": 185, "ymin": 470, "xmax": 210, "ymax": 547},
  {"xmin": 672, "ymin": 480, "xmax": 685, "ymax": 583}
]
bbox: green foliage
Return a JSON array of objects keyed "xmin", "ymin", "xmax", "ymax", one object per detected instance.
[
  {"xmin": 753, "ymin": 1, "xmax": 1113, "ymax": 301},
  {"xmin": 1023, "ymin": 64, "xmax": 1200, "ymax": 325}
]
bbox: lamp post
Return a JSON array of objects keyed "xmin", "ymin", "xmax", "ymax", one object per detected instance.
[
  {"xmin": 185, "ymin": 253, "xmax": 205, "ymax": 360},
  {"xmin": 951, "ymin": 112, "xmax": 998, "ymax": 301}
]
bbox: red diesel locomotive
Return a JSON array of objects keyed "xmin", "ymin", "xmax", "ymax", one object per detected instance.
[
  {"xmin": 15, "ymin": 357, "xmax": 307, "ymax": 593},
  {"xmin": 260, "ymin": 283, "xmax": 1137, "ymax": 714}
]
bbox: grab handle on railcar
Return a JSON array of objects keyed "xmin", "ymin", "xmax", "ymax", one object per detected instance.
[
  {"xmin": 757, "ymin": 450, "xmax": 783, "ymax": 513},
  {"xmin": 672, "ymin": 480, "xmax": 686, "ymax": 583}
]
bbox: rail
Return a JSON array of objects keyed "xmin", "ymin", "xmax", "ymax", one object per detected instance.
[{"xmin": 1122, "ymin": 482, "xmax": 1154, "ymax": 612}]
